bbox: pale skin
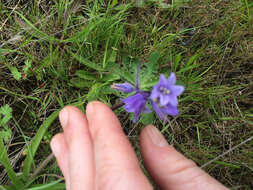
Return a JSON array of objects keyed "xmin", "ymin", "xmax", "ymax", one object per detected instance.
[{"xmin": 50, "ymin": 101, "xmax": 229, "ymax": 190}]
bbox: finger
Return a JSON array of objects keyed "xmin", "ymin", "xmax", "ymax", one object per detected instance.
[
  {"xmin": 140, "ymin": 125, "xmax": 228, "ymax": 190},
  {"xmin": 86, "ymin": 101, "xmax": 152, "ymax": 189},
  {"xmin": 50, "ymin": 133, "xmax": 70, "ymax": 189},
  {"xmin": 60, "ymin": 106, "xmax": 95, "ymax": 190}
]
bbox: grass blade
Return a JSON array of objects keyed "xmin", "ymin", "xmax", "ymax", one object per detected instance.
[
  {"xmin": 69, "ymin": 50, "xmax": 103, "ymax": 71},
  {"xmin": 22, "ymin": 110, "xmax": 59, "ymax": 180},
  {"xmin": 26, "ymin": 180, "xmax": 64, "ymax": 190},
  {"xmin": 14, "ymin": 11, "xmax": 60, "ymax": 43},
  {"xmin": 0, "ymin": 138, "xmax": 24, "ymax": 189}
]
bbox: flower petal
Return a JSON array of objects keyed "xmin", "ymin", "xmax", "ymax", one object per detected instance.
[
  {"xmin": 122, "ymin": 93, "xmax": 148, "ymax": 123},
  {"xmin": 150, "ymin": 86, "xmax": 160, "ymax": 100},
  {"xmin": 151, "ymin": 100, "xmax": 167, "ymax": 121},
  {"xmin": 111, "ymin": 82, "xmax": 135, "ymax": 93},
  {"xmin": 168, "ymin": 95, "xmax": 178, "ymax": 106},
  {"xmin": 159, "ymin": 74, "xmax": 168, "ymax": 86},
  {"xmin": 168, "ymin": 72, "xmax": 176, "ymax": 85},
  {"xmin": 171, "ymin": 85, "xmax": 184, "ymax": 96},
  {"xmin": 123, "ymin": 94, "xmax": 141, "ymax": 112},
  {"xmin": 163, "ymin": 104, "xmax": 179, "ymax": 116},
  {"xmin": 133, "ymin": 110, "xmax": 141, "ymax": 123},
  {"xmin": 160, "ymin": 95, "xmax": 170, "ymax": 107}
]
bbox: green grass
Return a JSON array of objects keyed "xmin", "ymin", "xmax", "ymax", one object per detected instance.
[{"xmin": 0, "ymin": 0, "xmax": 253, "ymax": 189}]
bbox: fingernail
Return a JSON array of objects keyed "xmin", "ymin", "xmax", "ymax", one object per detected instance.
[
  {"xmin": 146, "ymin": 126, "xmax": 169, "ymax": 147},
  {"xmin": 59, "ymin": 108, "xmax": 69, "ymax": 128}
]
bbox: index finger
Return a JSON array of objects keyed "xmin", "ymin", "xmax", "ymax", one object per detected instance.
[{"xmin": 86, "ymin": 101, "xmax": 152, "ymax": 189}]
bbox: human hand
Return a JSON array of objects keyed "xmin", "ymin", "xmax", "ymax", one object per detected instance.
[{"xmin": 50, "ymin": 101, "xmax": 228, "ymax": 190}]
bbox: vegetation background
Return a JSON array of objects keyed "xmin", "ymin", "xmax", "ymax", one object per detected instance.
[{"xmin": 0, "ymin": 0, "xmax": 252, "ymax": 189}]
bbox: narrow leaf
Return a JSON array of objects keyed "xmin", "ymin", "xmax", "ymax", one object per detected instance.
[
  {"xmin": 22, "ymin": 111, "xmax": 59, "ymax": 180},
  {"xmin": 15, "ymin": 11, "xmax": 59, "ymax": 42},
  {"xmin": 0, "ymin": 138, "xmax": 24, "ymax": 189},
  {"xmin": 100, "ymin": 73, "xmax": 120, "ymax": 83},
  {"xmin": 26, "ymin": 180, "xmax": 64, "ymax": 190},
  {"xmin": 173, "ymin": 53, "xmax": 182, "ymax": 71},
  {"xmin": 148, "ymin": 51, "xmax": 160, "ymax": 66},
  {"xmin": 69, "ymin": 51, "xmax": 103, "ymax": 71},
  {"xmin": 70, "ymin": 78, "xmax": 91, "ymax": 88},
  {"xmin": 23, "ymin": 59, "xmax": 32, "ymax": 73},
  {"xmin": 0, "ymin": 128, "xmax": 12, "ymax": 142},
  {"xmin": 9, "ymin": 66, "xmax": 21, "ymax": 81},
  {"xmin": 186, "ymin": 54, "xmax": 200, "ymax": 67},
  {"xmin": 0, "ymin": 104, "xmax": 12, "ymax": 126},
  {"xmin": 75, "ymin": 70, "xmax": 97, "ymax": 80}
]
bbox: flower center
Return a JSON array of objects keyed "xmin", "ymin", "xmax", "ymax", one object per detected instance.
[{"xmin": 159, "ymin": 86, "xmax": 170, "ymax": 95}]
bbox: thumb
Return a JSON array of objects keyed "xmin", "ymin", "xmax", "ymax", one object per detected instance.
[{"xmin": 140, "ymin": 125, "xmax": 228, "ymax": 190}]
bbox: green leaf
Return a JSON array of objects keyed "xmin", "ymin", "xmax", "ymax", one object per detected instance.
[
  {"xmin": 178, "ymin": 64, "xmax": 200, "ymax": 74},
  {"xmin": 113, "ymin": 63, "xmax": 135, "ymax": 84},
  {"xmin": 142, "ymin": 52, "xmax": 160, "ymax": 86},
  {"xmin": 186, "ymin": 54, "xmax": 200, "ymax": 67},
  {"xmin": 213, "ymin": 160, "xmax": 241, "ymax": 169},
  {"xmin": 135, "ymin": 0, "xmax": 146, "ymax": 7},
  {"xmin": 176, "ymin": 79, "xmax": 185, "ymax": 86},
  {"xmin": 0, "ymin": 104, "xmax": 12, "ymax": 126},
  {"xmin": 23, "ymin": 59, "xmax": 32, "ymax": 73},
  {"xmin": 107, "ymin": 48, "xmax": 117, "ymax": 63},
  {"xmin": 25, "ymin": 180, "xmax": 65, "ymax": 190},
  {"xmin": 86, "ymin": 83, "xmax": 103, "ymax": 101},
  {"xmin": 111, "ymin": 0, "xmax": 118, "ymax": 7},
  {"xmin": 22, "ymin": 111, "xmax": 59, "ymax": 180},
  {"xmin": 0, "ymin": 48, "xmax": 23, "ymax": 55},
  {"xmin": 173, "ymin": 53, "xmax": 182, "ymax": 71},
  {"xmin": 15, "ymin": 11, "xmax": 60, "ymax": 43},
  {"xmin": 70, "ymin": 78, "xmax": 91, "ymax": 88},
  {"xmin": 75, "ymin": 70, "xmax": 97, "ymax": 80},
  {"xmin": 0, "ymin": 138, "xmax": 24, "ymax": 189},
  {"xmin": 100, "ymin": 73, "xmax": 120, "ymax": 83},
  {"xmin": 2, "ymin": 183, "xmax": 65, "ymax": 190},
  {"xmin": 0, "ymin": 128, "xmax": 12, "ymax": 142},
  {"xmin": 9, "ymin": 66, "xmax": 21, "ymax": 81},
  {"xmin": 140, "ymin": 112, "xmax": 155, "ymax": 125},
  {"xmin": 141, "ymin": 80, "xmax": 158, "ymax": 90},
  {"xmin": 119, "ymin": 70, "xmax": 135, "ymax": 84},
  {"xmin": 69, "ymin": 51, "xmax": 103, "ymax": 71},
  {"xmin": 0, "ymin": 185, "xmax": 11, "ymax": 190},
  {"xmin": 148, "ymin": 51, "xmax": 160, "ymax": 71},
  {"xmin": 99, "ymin": 85, "xmax": 115, "ymax": 94}
]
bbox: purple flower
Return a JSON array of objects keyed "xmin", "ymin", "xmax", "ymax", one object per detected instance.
[
  {"xmin": 123, "ymin": 92, "xmax": 151, "ymax": 123},
  {"xmin": 150, "ymin": 73, "xmax": 184, "ymax": 120},
  {"xmin": 111, "ymin": 82, "xmax": 135, "ymax": 93},
  {"xmin": 150, "ymin": 73, "xmax": 184, "ymax": 107},
  {"xmin": 150, "ymin": 100, "xmax": 178, "ymax": 121},
  {"xmin": 112, "ymin": 66, "xmax": 184, "ymax": 122}
]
